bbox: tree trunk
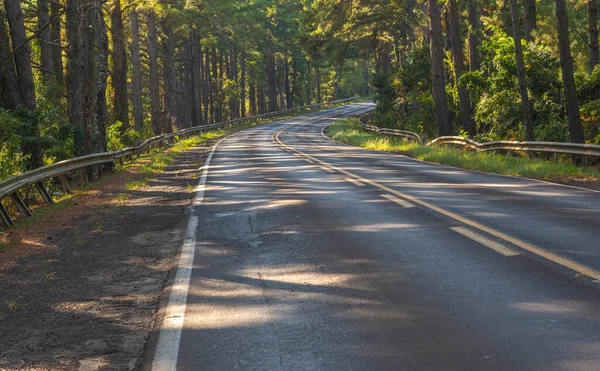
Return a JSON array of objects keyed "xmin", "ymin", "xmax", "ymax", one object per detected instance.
[
  {"xmin": 185, "ymin": 42, "xmax": 196, "ymax": 128},
  {"xmin": 524, "ymin": 0, "xmax": 536, "ymax": 42},
  {"xmin": 0, "ymin": 10, "xmax": 20, "ymax": 109},
  {"xmin": 162, "ymin": 19, "xmax": 176, "ymax": 132},
  {"xmin": 130, "ymin": 9, "xmax": 143, "ymax": 132},
  {"xmin": 589, "ymin": 0, "xmax": 599, "ymax": 71},
  {"xmin": 111, "ymin": 0, "xmax": 129, "ymax": 132},
  {"xmin": 240, "ymin": 50, "xmax": 246, "ymax": 117},
  {"xmin": 468, "ymin": 2, "xmax": 480, "ymax": 72},
  {"xmin": 5, "ymin": 0, "xmax": 42, "ymax": 168},
  {"xmin": 556, "ymin": 0, "xmax": 585, "ymax": 143},
  {"xmin": 448, "ymin": 0, "xmax": 475, "ymax": 136},
  {"xmin": 147, "ymin": 11, "xmax": 161, "ymax": 134},
  {"xmin": 428, "ymin": 0, "xmax": 452, "ymax": 136},
  {"xmin": 249, "ymin": 82, "xmax": 257, "ymax": 116},
  {"xmin": 92, "ymin": 0, "xmax": 108, "ymax": 152},
  {"xmin": 66, "ymin": 0, "xmax": 86, "ymax": 155},
  {"xmin": 191, "ymin": 29, "xmax": 202, "ymax": 126},
  {"xmin": 364, "ymin": 61, "xmax": 369, "ymax": 96},
  {"xmin": 37, "ymin": 0, "xmax": 53, "ymax": 85},
  {"xmin": 285, "ymin": 57, "xmax": 292, "ymax": 108},
  {"xmin": 50, "ymin": 0, "xmax": 62, "ymax": 80},
  {"xmin": 510, "ymin": 0, "xmax": 535, "ymax": 141},
  {"xmin": 267, "ymin": 55, "xmax": 277, "ymax": 111},
  {"xmin": 316, "ymin": 65, "xmax": 321, "ymax": 103},
  {"xmin": 202, "ymin": 48, "xmax": 210, "ymax": 124}
]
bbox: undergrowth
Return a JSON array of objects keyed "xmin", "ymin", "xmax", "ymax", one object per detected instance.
[{"xmin": 328, "ymin": 118, "xmax": 600, "ymax": 180}]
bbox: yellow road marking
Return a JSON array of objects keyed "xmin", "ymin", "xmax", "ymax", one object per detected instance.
[
  {"xmin": 380, "ymin": 193, "xmax": 414, "ymax": 208},
  {"xmin": 305, "ymin": 158, "xmax": 316, "ymax": 164},
  {"xmin": 450, "ymin": 227, "xmax": 520, "ymax": 257},
  {"xmin": 345, "ymin": 178, "xmax": 365, "ymax": 187},
  {"xmin": 273, "ymin": 127, "xmax": 600, "ymax": 281},
  {"xmin": 320, "ymin": 166, "xmax": 335, "ymax": 173}
]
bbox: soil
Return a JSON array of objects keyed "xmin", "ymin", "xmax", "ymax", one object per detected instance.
[{"xmin": 0, "ymin": 143, "xmax": 211, "ymax": 370}]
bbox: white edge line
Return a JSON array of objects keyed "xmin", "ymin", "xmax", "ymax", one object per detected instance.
[
  {"xmin": 380, "ymin": 193, "xmax": 414, "ymax": 208},
  {"xmin": 151, "ymin": 134, "xmax": 232, "ymax": 371}
]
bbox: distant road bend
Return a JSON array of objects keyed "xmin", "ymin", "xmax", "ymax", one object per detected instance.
[{"xmin": 147, "ymin": 103, "xmax": 600, "ymax": 371}]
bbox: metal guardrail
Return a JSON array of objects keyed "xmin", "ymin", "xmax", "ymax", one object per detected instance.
[
  {"xmin": 358, "ymin": 115, "xmax": 600, "ymax": 159},
  {"xmin": 0, "ymin": 97, "xmax": 359, "ymax": 228}
]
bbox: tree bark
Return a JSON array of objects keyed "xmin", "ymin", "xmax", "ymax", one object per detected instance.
[
  {"xmin": 66, "ymin": 0, "xmax": 87, "ymax": 155},
  {"xmin": 50, "ymin": 0, "xmax": 62, "ymax": 80},
  {"xmin": 428, "ymin": 0, "xmax": 452, "ymax": 136},
  {"xmin": 588, "ymin": 0, "xmax": 599, "ymax": 71},
  {"xmin": 468, "ymin": 2, "xmax": 480, "ymax": 72},
  {"xmin": 110, "ymin": 0, "xmax": 129, "ymax": 132},
  {"xmin": 92, "ymin": 0, "xmax": 108, "ymax": 152},
  {"xmin": 249, "ymin": 82, "xmax": 257, "ymax": 116},
  {"xmin": 448, "ymin": 0, "xmax": 475, "ymax": 136},
  {"xmin": 5, "ymin": 0, "xmax": 42, "ymax": 168},
  {"xmin": 37, "ymin": 0, "xmax": 53, "ymax": 85},
  {"xmin": 147, "ymin": 11, "xmax": 161, "ymax": 134},
  {"xmin": 510, "ymin": 0, "xmax": 535, "ymax": 141},
  {"xmin": 130, "ymin": 8, "xmax": 143, "ymax": 132},
  {"xmin": 240, "ymin": 50, "xmax": 246, "ymax": 117},
  {"xmin": 162, "ymin": 19, "xmax": 176, "ymax": 132},
  {"xmin": 556, "ymin": 0, "xmax": 585, "ymax": 143},
  {"xmin": 191, "ymin": 29, "xmax": 202, "ymax": 126},
  {"xmin": 267, "ymin": 55, "xmax": 277, "ymax": 111},
  {"xmin": 523, "ymin": 0, "xmax": 536, "ymax": 42},
  {"xmin": 316, "ymin": 65, "xmax": 321, "ymax": 103},
  {"xmin": 0, "ymin": 9, "xmax": 20, "ymax": 109}
]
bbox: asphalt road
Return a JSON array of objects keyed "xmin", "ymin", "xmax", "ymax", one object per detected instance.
[{"xmin": 154, "ymin": 103, "xmax": 600, "ymax": 370}]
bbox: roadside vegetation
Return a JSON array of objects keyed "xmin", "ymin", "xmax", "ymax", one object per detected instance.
[{"xmin": 329, "ymin": 118, "xmax": 600, "ymax": 182}]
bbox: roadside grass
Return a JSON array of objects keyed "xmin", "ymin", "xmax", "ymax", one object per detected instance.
[{"xmin": 328, "ymin": 118, "xmax": 600, "ymax": 181}]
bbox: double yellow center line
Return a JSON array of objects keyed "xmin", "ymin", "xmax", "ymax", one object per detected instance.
[{"xmin": 273, "ymin": 126, "xmax": 600, "ymax": 282}]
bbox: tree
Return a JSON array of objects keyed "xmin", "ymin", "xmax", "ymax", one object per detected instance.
[
  {"xmin": 510, "ymin": 0, "xmax": 535, "ymax": 141},
  {"xmin": 556, "ymin": 0, "xmax": 585, "ymax": 143},
  {"xmin": 447, "ymin": 0, "xmax": 475, "ymax": 136},
  {"xmin": 428, "ymin": 0, "xmax": 451, "ymax": 136},
  {"xmin": 111, "ymin": 0, "xmax": 129, "ymax": 132},
  {"xmin": 588, "ymin": 0, "xmax": 599, "ymax": 71}
]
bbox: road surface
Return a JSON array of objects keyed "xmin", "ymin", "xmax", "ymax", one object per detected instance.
[{"xmin": 148, "ymin": 103, "xmax": 600, "ymax": 371}]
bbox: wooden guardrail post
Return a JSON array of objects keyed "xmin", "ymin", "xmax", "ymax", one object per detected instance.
[
  {"xmin": 58, "ymin": 175, "xmax": 72, "ymax": 194},
  {"xmin": 35, "ymin": 182, "xmax": 53, "ymax": 205},
  {"xmin": 10, "ymin": 193, "xmax": 32, "ymax": 217},
  {"xmin": 0, "ymin": 200, "xmax": 13, "ymax": 228}
]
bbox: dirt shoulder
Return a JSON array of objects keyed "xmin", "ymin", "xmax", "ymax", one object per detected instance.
[{"xmin": 0, "ymin": 141, "xmax": 212, "ymax": 370}]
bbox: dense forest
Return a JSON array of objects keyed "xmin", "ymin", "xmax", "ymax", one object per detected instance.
[
  {"xmin": 1, "ymin": 0, "xmax": 600, "ymax": 181},
  {"xmin": 308, "ymin": 0, "xmax": 600, "ymax": 144},
  {"xmin": 0, "ymin": 0, "xmax": 369, "ymax": 181}
]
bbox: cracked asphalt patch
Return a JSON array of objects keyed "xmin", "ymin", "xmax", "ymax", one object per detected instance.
[{"xmin": 0, "ymin": 143, "xmax": 211, "ymax": 370}]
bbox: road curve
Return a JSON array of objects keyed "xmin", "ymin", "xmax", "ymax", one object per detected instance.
[{"xmin": 149, "ymin": 103, "xmax": 600, "ymax": 371}]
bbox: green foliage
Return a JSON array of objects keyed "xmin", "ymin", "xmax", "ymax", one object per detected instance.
[
  {"xmin": 329, "ymin": 118, "xmax": 600, "ymax": 180},
  {"xmin": 0, "ymin": 109, "xmax": 28, "ymax": 180},
  {"xmin": 107, "ymin": 122, "xmax": 143, "ymax": 151}
]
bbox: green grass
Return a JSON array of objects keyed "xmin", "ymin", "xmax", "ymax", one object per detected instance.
[{"xmin": 328, "ymin": 118, "xmax": 600, "ymax": 181}]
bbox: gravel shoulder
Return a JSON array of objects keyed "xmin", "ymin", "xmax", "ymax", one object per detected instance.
[{"xmin": 0, "ymin": 142, "xmax": 211, "ymax": 370}]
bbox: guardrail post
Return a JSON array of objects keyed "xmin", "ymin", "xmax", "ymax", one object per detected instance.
[
  {"xmin": 35, "ymin": 182, "xmax": 53, "ymax": 205},
  {"xmin": 80, "ymin": 169, "xmax": 89, "ymax": 186},
  {"xmin": 582, "ymin": 156, "xmax": 589, "ymax": 167},
  {"xmin": 0, "ymin": 201, "xmax": 13, "ymax": 228},
  {"xmin": 9, "ymin": 193, "xmax": 32, "ymax": 217},
  {"xmin": 58, "ymin": 175, "xmax": 72, "ymax": 194}
]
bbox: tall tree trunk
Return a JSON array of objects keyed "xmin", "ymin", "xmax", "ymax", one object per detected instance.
[
  {"xmin": 66, "ymin": 0, "xmax": 87, "ymax": 155},
  {"xmin": 240, "ymin": 50, "xmax": 246, "ymax": 117},
  {"xmin": 191, "ymin": 29, "xmax": 202, "ymax": 126},
  {"xmin": 510, "ymin": 0, "xmax": 535, "ymax": 141},
  {"xmin": 556, "ymin": 0, "xmax": 585, "ymax": 143},
  {"xmin": 363, "ymin": 61, "xmax": 369, "ymax": 96},
  {"xmin": 588, "ymin": 0, "xmax": 599, "ymax": 71},
  {"xmin": 37, "ymin": 0, "xmax": 53, "ymax": 85},
  {"xmin": 524, "ymin": 0, "xmax": 536, "ymax": 42},
  {"xmin": 50, "ymin": 0, "xmax": 62, "ymax": 80},
  {"xmin": 0, "ymin": 10, "xmax": 20, "ymax": 109},
  {"xmin": 147, "ymin": 11, "xmax": 161, "ymax": 134},
  {"xmin": 285, "ymin": 57, "xmax": 292, "ymax": 108},
  {"xmin": 5, "ymin": 0, "xmax": 42, "ymax": 168},
  {"xmin": 267, "ymin": 55, "xmax": 277, "ymax": 111},
  {"xmin": 185, "ymin": 42, "xmax": 197, "ymax": 128},
  {"xmin": 258, "ymin": 85, "xmax": 266, "ymax": 114},
  {"xmin": 130, "ymin": 9, "xmax": 143, "ymax": 132},
  {"xmin": 428, "ymin": 0, "xmax": 451, "ymax": 136},
  {"xmin": 202, "ymin": 48, "xmax": 209, "ymax": 124},
  {"xmin": 162, "ymin": 19, "xmax": 176, "ymax": 132},
  {"xmin": 92, "ymin": 0, "xmax": 108, "ymax": 152},
  {"xmin": 249, "ymin": 82, "xmax": 257, "ymax": 116},
  {"xmin": 448, "ymin": 0, "xmax": 475, "ymax": 136},
  {"xmin": 468, "ymin": 2, "xmax": 480, "ymax": 72},
  {"xmin": 111, "ymin": 0, "xmax": 129, "ymax": 132},
  {"xmin": 316, "ymin": 65, "xmax": 321, "ymax": 103}
]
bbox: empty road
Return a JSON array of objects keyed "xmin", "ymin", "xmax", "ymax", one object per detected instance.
[{"xmin": 148, "ymin": 103, "xmax": 600, "ymax": 371}]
